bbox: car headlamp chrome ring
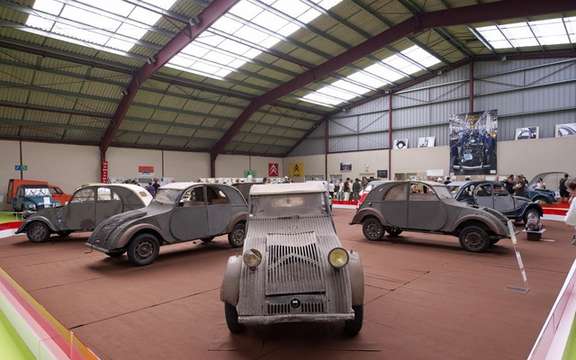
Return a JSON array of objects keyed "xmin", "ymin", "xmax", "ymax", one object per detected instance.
[
  {"xmin": 243, "ymin": 248, "xmax": 262, "ymax": 269},
  {"xmin": 328, "ymin": 247, "xmax": 349, "ymax": 269}
]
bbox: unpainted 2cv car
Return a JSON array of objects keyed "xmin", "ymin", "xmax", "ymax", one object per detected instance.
[
  {"xmin": 351, "ymin": 181, "xmax": 510, "ymax": 252},
  {"xmin": 87, "ymin": 182, "xmax": 248, "ymax": 266},
  {"xmin": 16, "ymin": 184, "xmax": 152, "ymax": 242},
  {"xmin": 221, "ymin": 183, "xmax": 364, "ymax": 336}
]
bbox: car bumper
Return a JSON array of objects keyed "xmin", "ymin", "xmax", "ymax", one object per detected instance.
[
  {"xmin": 239, "ymin": 313, "xmax": 354, "ymax": 325},
  {"xmin": 85, "ymin": 242, "xmax": 110, "ymax": 254}
]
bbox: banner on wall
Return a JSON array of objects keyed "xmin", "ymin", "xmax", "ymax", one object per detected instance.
[
  {"xmin": 393, "ymin": 139, "xmax": 408, "ymax": 150},
  {"xmin": 100, "ymin": 160, "xmax": 109, "ymax": 183},
  {"xmin": 268, "ymin": 162, "xmax": 279, "ymax": 177},
  {"xmin": 449, "ymin": 110, "xmax": 498, "ymax": 175},
  {"xmin": 138, "ymin": 165, "xmax": 155, "ymax": 175},
  {"xmin": 288, "ymin": 162, "xmax": 304, "ymax": 177},
  {"xmin": 340, "ymin": 162, "xmax": 352, "ymax": 172},
  {"xmin": 417, "ymin": 136, "xmax": 435, "ymax": 148},
  {"xmin": 555, "ymin": 123, "xmax": 576, "ymax": 137},
  {"xmin": 515, "ymin": 127, "xmax": 539, "ymax": 140}
]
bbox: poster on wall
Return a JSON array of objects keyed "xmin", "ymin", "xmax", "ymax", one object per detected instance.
[
  {"xmin": 340, "ymin": 162, "xmax": 352, "ymax": 172},
  {"xmin": 417, "ymin": 136, "xmax": 435, "ymax": 148},
  {"xmin": 138, "ymin": 165, "xmax": 154, "ymax": 175},
  {"xmin": 555, "ymin": 123, "xmax": 576, "ymax": 137},
  {"xmin": 288, "ymin": 162, "xmax": 304, "ymax": 177},
  {"xmin": 393, "ymin": 139, "xmax": 409, "ymax": 150},
  {"xmin": 515, "ymin": 127, "xmax": 539, "ymax": 140},
  {"xmin": 268, "ymin": 162, "xmax": 279, "ymax": 177},
  {"xmin": 449, "ymin": 110, "xmax": 498, "ymax": 175},
  {"xmin": 376, "ymin": 170, "xmax": 388, "ymax": 179}
]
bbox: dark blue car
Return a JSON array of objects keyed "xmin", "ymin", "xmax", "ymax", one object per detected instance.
[
  {"xmin": 450, "ymin": 181, "xmax": 542, "ymax": 223},
  {"xmin": 12, "ymin": 185, "xmax": 60, "ymax": 212}
]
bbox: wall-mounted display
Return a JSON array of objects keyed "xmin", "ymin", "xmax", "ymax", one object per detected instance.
[
  {"xmin": 340, "ymin": 162, "xmax": 352, "ymax": 172},
  {"xmin": 449, "ymin": 110, "xmax": 498, "ymax": 175},
  {"xmin": 376, "ymin": 170, "xmax": 388, "ymax": 179},
  {"xmin": 268, "ymin": 162, "xmax": 279, "ymax": 177},
  {"xmin": 515, "ymin": 127, "xmax": 539, "ymax": 140},
  {"xmin": 288, "ymin": 162, "xmax": 304, "ymax": 177},
  {"xmin": 417, "ymin": 136, "xmax": 435, "ymax": 148},
  {"xmin": 393, "ymin": 139, "xmax": 408, "ymax": 150},
  {"xmin": 555, "ymin": 123, "xmax": 576, "ymax": 137}
]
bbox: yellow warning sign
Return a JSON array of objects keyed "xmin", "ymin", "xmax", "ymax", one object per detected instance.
[{"xmin": 288, "ymin": 162, "xmax": 304, "ymax": 177}]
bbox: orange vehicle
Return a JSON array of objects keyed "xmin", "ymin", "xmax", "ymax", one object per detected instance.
[{"xmin": 6, "ymin": 179, "xmax": 72, "ymax": 206}]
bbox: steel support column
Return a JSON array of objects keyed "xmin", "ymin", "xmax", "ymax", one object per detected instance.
[
  {"xmin": 99, "ymin": 0, "xmax": 239, "ymax": 173},
  {"xmin": 213, "ymin": 0, "xmax": 575, "ymax": 157},
  {"xmin": 469, "ymin": 62, "xmax": 475, "ymax": 112},
  {"xmin": 324, "ymin": 118, "xmax": 329, "ymax": 180},
  {"xmin": 388, "ymin": 94, "xmax": 393, "ymax": 180}
]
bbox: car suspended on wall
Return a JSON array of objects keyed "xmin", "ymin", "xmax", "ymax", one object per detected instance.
[
  {"xmin": 16, "ymin": 184, "xmax": 152, "ymax": 242},
  {"xmin": 351, "ymin": 181, "xmax": 510, "ymax": 252},
  {"xmin": 221, "ymin": 182, "xmax": 364, "ymax": 336},
  {"xmin": 86, "ymin": 183, "xmax": 248, "ymax": 266}
]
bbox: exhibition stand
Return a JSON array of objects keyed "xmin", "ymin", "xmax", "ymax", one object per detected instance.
[{"xmin": 0, "ymin": 268, "xmax": 99, "ymax": 360}]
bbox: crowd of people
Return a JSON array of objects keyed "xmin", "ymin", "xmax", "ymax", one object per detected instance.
[{"xmin": 329, "ymin": 177, "xmax": 374, "ymax": 201}]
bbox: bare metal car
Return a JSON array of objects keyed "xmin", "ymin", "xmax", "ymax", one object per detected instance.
[
  {"xmin": 221, "ymin": 183, "xmax": 364, "ymax": 336},
  {"xmin": 351, "ymin": 181, "xmax": 510, "ymax": 252},
  {"xmin": 86, "ymin": 182, "xmax": 248, "ymax": 266},
  {"xmin": 16, "ymin": 184, "xmax": 152, "ymax": 243}
]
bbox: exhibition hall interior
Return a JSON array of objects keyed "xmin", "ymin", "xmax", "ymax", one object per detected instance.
[{"xmin": 0, "ymin": 0, "xmax": 576, "ymax": 359}]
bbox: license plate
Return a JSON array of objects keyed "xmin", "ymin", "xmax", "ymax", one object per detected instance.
[{"xmin": 463, "ymin": 153, "xmax": 473, "ymax": 161}]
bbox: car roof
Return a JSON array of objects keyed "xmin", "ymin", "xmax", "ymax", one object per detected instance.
[
  {"xmin": 159, "ymin": 182, "xmax": 202, "ymax": 190},
  {"xmin": 250, "ymin": 182, "xmax": 326, "ymax": 196}
]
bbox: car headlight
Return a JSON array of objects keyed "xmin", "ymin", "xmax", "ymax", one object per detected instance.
[
  {"xmin": 243, "ymin": 248, "xmax": 262, "ymax": 270},
  {"xmin": 328, "ymin": 247, "xmax": 349, "ymax": 269}
]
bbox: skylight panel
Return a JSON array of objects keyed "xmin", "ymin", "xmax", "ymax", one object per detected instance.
[
  {"xmin": 530, "ymin": 18, "xmax": 569, "ymax": 45},
  {"xmin": 473, "ymin": 17, "xmax": 575, "ymax": 50},
  {"xmin": 364, "ymin": 62, "xmax": 404, "ymax": 82},
  {"xmin": 24, "ymin": 0, "xmax": 177, "ymax": 56},
  {"xmin": 383, "ymin": 54, "xmax": 421, "ymax": 75},
  {"xmin": 402, "ymin": 45, "xmax": 441, "ymax": 68},
  {"xmin": 301, "ymin": 92, "xmax": 340, "ymax": 107},
  {"xmin": 332, "ymin": 79, "xmax": 373, "ymax": 95},
  {"xmin": 167, "ymin": 0, "xmax": 342, "ymax": 80},
  {"xmin": 317, "ymin": 85, "xmax": 359, "ymax": 101}
]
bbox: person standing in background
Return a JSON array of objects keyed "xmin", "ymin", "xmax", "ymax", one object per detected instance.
[
  {"xmin": 505, "ymin": 174, "xmax": 515, "ymax": 194},
  {"xmin": 343, "ymin": 178, "xmax": 351, "ymax": 201},
  {"xmin": 152, "ymin": 179, "xmax": 160, "ymax": 197},
  {"xmin": 352, "ymin": 178, "xmax": 362, "ymax": 201},
  {"xmin": 560, "ymin": 173, "xmax": 570, "ymax": 202},
  {"xmin": 328, "ymin": 181, "xmax": 335, "ymax": 199}
]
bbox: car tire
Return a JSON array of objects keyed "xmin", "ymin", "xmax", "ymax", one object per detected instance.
[
  {"xmin": 127, "ymin": 234, "xmax": 160, "ymax": 266},
  {"xmin": 224, "ymin": 302, "xmax": 244, "ymax": 334},
  {"xmin": 201, "ymin": 236, "xmax": 215, "ymax": 243},
  {"xmin": 387, "ymin": 228, "xmax": 403, "ymax": 237},
  {"xmin": 523, "ymin": 208, "xmax": 540, "ymax": 225},
  {"xmin": 27, "ymin": 221, "xmax": 51, "ymax": 243},
  {"xmin": 362, "ymin": 218, "xmax": 384, "ymax": 241},
  {"xmin": 459, "ymin": 225, "xmax": 490, "ymax": 252},
  {"xmin": 228, "ymin": 222, "xmax": 246, "ymax": 248},
  {"xmin": 344, "ymin": 304, "xmax": 363, "ymax": 337}
]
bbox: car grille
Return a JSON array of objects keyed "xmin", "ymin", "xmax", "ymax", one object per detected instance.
[
  {"xmin": 267, "ymin": 301, "xmax": 325, "ymax": 315},
  {"xmin": 265, "ymin": 232, "xmax": 325, "ymax": 296}
]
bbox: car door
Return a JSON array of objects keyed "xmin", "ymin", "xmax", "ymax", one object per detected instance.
[
  {"xmin": 473, "ymin": 183, "xmax": 494, "ymax": 208},
  {"xmin": 169, "ymin": 185, "xmax": 209, "ymax": 241},
  {"xmin": 408, "ymin": 183, "xmax": 447, "ymax": 231},
  {"xmin": 377, "ymin": 183, "xmax": 408, "ymax": 228},
  {"xmin": 492, "ymin": 183, "xmax": 516, "ymax": 214},
  {"xmin": 95, "ymin": 187, "xmax": 124, "ymax": 225},
  {"xmin": 206, "ymin": 185, "xmax": 233, "ymax": 236},
  {"xmin": 64, "ymin": 187, "xmax": 96, "ymax": 230}
]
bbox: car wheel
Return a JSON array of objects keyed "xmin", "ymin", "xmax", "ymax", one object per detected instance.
[
  {"xmin": 26, "ymin": 222, "xmax": 50, "ymax": 243},
  {"xmin": 524, "ymin": 208, "xmax": 540, "ymax": 225},
  {"xmin": 344, "ymin": 304, "xmax": 363, "ymax": 337},
  {"xmin": 459, "ymin": 225, "xmax": 490, "ymax": 252},
  {"xmin": 224, "ymin": 302, "xmax": 244, "ymax": 334},
  {"xmin": 387, "ymin": 228, "xmax": 403, "ymax": 237},
  {"xmin": 228, "ymin": 222, "xmax": 246, "ymax": 248},
  {"xmin": 362, "ymin": 218, "xmax": 384, "ymax": 241},
  {"xmin": 201, "ymin": 236, "xmax": 215, "ymax": 243},
  {"xmin": 127, "ymin": 234, "xmax": 160, "ymax": 266}
]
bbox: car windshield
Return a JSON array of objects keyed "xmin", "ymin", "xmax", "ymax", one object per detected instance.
[
  {"xmin": 433, "ymin": 186, "xmax": 453, "ymax": 200},
  {"xmin": 251, "ymin": 193, "xmax": 327, "ymax": 218},
  {"xmin": 153, "ymin": 189, "xmax": 180, "ymax": 205}
]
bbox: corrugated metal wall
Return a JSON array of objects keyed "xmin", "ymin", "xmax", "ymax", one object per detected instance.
[{"xmin": 289, "ymin": 58, "xmax": 576, "ymax": 156}]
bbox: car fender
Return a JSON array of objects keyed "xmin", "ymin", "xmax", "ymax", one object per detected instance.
[
  {"xmin": 348, "ymin": 250, "xmax": 364, "ymax": 306},
  {"xmin": 452, "ymin": 213, "xmax": 503, "ymax": 235},
  {"xmin": 220, "ymin": 255, "xmax": 242, "ymax": 305},
  {"xmin": 16, "ymin": 216, "xmax": 58, "ymax": 234},
  {"xmin": 226, "ymin": 211, "xmax": 248, "ymax": 233},
  {"xmin": 521, "ymin": 203, "xmax": 543, "ymax": 218},
  {"xmin": 116, "ymin": 223, "xmax": 164, "ymax": 249},
  {"xmin": 350, "ymin": 208, "xmax": 384, "ymax": 225}
]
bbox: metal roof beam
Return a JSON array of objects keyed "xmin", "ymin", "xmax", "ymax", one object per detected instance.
[{"xmin": 211, "ymin": 0, "xmax": 576, "ymax": 155}]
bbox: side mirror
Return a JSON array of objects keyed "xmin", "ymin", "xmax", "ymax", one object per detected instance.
[{"xmin": 178, "ymin": 200, "xmax": 185, "ymax": 207}]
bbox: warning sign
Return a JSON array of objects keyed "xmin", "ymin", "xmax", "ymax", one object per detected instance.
[
  {"xmin": 288, "ymin": 162, "xmax": 304, "ymax": 177},
  {"xmin": 268, "ymin": 162, "xmax": 279, "ymax": 177}
]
